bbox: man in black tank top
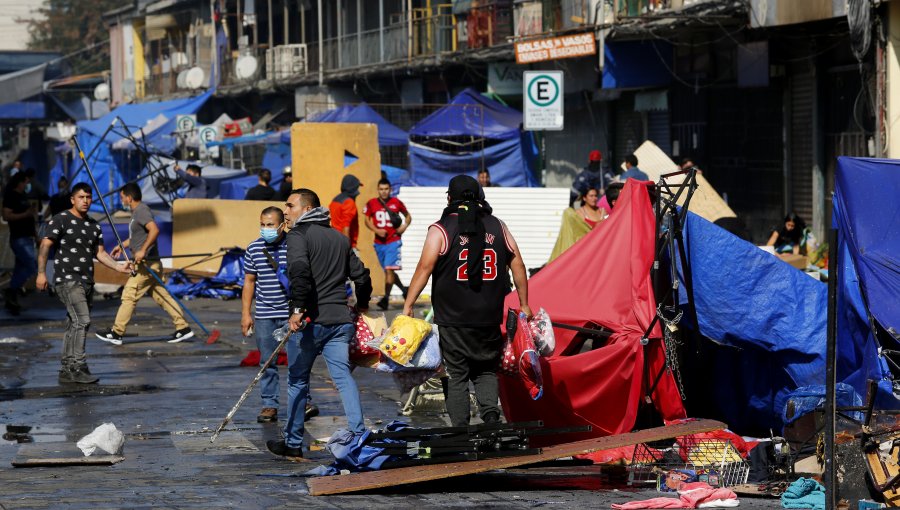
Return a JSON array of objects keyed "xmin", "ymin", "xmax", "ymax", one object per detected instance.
[{"xmin": 403, "ymin": 175, "xmax": 531, "ymax": 426}]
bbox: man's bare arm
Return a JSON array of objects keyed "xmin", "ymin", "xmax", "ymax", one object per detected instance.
[{"xmin": 402, "ymin": 226, "xmax": 443, "ymax": 316}]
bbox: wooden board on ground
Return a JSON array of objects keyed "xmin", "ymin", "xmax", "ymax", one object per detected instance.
[
  {"xmin": 171, "ymin": 198, "xmax": 284, "ymax": 274},
  {"xmin": 291, "ymin": 122, "xmax": 384, "ymax": 294},
  {"xmin": 307, "ymin": 418, "xmax": 726, "ymax": 496},
  {"xmin": 12, "ymin": 442, "xmax": 124, "ymax": 467},
  {"xmin": 731, "ymin": 484, "xmax": 781, "ymax": 498}
]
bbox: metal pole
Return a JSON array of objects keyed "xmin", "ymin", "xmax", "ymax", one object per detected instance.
[
  {"xmin": 337, "ymin": 0, "xmax": 343, "ymax": 69},
  {"xmin": 283, "ymin": 0, "xmax": 289, "ymax": 44},
  {"xmin": 407, "ymin": 0, "xmax": 412, "ymax": 61},
  {"xmin": 379, "ymin": 0, "xmax": 384, "ymax": 62},
  {"xmin": 825, "ymin": 226, "xmax": 838, "ymax": 510},
  {"xmin": 317, "ymin": 0, "xmax": 323, "ymax": 85},
  {"xmin": 356, "ymin": 0, "xmax": 362, "ymax": 67},
  {"xmin": 237, "ymin": 0, "xmax": 243, "ymax": 44},
  {"xmin": 267, "ymin": 0, "xmax": 274, "ymax": 50},
  {"xmin": 211, "ymin": 0, "xmax": 218, "ymax": 86}
]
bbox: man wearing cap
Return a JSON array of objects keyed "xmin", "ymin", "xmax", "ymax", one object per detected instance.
[
  {"xmin": 403, "ymin": 175, "xmax": 531, "ymax": 426},
  {"xmin": 570, "ymin": 149, "xmax": 607, "ymax": 207}
]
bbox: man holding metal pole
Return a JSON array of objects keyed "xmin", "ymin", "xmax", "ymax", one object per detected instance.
[
  {"xmin": 95, "ymin": 183, "xmax": 192, "ymax": 344},
  {"xmin": 36, "ymin": 183, "xmax": 133, "ymax": 384},
  {"xmin": 265, "ymin": 188, "xmax": 372, "ymax": 459}
]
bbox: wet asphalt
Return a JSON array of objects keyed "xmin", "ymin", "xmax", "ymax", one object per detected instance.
[{"xmin": 0, "ymin": 291, "xmax": 783, "ymax": 509}]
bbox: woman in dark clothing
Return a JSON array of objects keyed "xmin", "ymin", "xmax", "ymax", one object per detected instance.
[{"xmin": 766, "ymin": 212, "xmax": 810, "ymax": 255}]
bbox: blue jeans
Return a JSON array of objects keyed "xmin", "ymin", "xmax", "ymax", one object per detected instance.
[
  {"xmin": 283, "ymin": 322, "xmax": 364, "ymax": 448},
  {"xmin": 10, "ymin": 237, "xmax": 36, "ymax": 290},
  {"xmin": 255, "ymin": 318, "xmax": 287, "ymax": 409}
]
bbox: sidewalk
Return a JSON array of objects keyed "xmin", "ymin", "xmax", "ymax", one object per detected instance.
[{"xmin": 0, "ymin": 291, "xmax": 782, "ymax": 509}]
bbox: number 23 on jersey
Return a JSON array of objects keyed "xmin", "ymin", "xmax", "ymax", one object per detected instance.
[{"xmin": 456, "ymin": 248, "xmax": 498, "ymax": 281}]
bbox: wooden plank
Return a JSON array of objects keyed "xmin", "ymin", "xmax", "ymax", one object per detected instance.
[
  {"xmin": 12, "ymin": 443, "xmax": 124, "ymax": 468},
  {"xmin": 308, "ymin": 418, "xmax": 727, "ymax": 496}
]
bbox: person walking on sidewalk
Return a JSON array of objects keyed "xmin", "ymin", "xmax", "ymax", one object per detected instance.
[
  {"xmin": 241, "ymin": 206, "xmax": 319, "ymax": 424},
  {"xmin": 2, "ymin": 172, "xmax": 38, "ymax": 315},
  {"xmin": 95, "ymin": 183, "xmax": 193, "ymax": 343},
  {"xmin": 403, "ymin": 175, "xmax": 531, "ymax": 426},
  {"xmin": 363, "ymin": 178, "xmax": 411, "ymax": 310},
  {"xmin": 36, "ymin": 182, "xmax": 132, "ymax": 384},
  {"xmin": 266, "ymin": 188, "xmax": 372, "ymax": 459}
]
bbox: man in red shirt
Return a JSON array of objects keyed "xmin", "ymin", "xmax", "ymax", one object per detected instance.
[
  {"xmin": 364, "ymin": 178, "xmax": 412, "ymax": 310},
  {"xmin": 329, "ymin": 174, "xmax": 362, "ymax": 249}
]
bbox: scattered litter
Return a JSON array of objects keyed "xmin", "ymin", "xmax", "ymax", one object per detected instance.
[
  {"xmin": 0, "ymin": 337, "xmax": 26, "ymax": 344},
  {"xmin": 76, "ymin": 423, "xmax": 125, "ymax": 456}
]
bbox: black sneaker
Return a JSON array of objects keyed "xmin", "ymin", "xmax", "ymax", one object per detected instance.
[
  {"xmin": 58, "ymin": 366, "xmax": 99, "ymax": 384},
  {"xmin": 95, "ymin": 329, "xmax": 123, "ymax": 345},
  {"xmin": 168, "ymin": 327, "xmax": 194, "ymax": 343},
  {"xmin": 376, "ymin": 297, "xmax": 389, "ymax": 310},
  {"xmin": 266, "ymin": 439, "xmax": 303, "ymax": 459},
  {"xmin": 305, "ymin": 403, "xmax": 320, "ymax": 420}
]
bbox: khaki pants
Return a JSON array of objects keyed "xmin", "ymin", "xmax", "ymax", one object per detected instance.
[{"xmin": 112, "ymin": 261, "xmax": 188, "ymax": 335}]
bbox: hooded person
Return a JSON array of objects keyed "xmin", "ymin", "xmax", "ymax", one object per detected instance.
[
  {"xmin": 329, "ymin": 174, "xmax": 363, "ymax": 249},
  {"xmin": 402, "ymin": 175, "xmax": 531, "ymax": 426}
]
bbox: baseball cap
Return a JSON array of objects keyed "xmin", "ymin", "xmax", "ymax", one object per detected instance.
[
  {"xmin": 589, "ymin": 150, "xmax": 602, "ymax": 162},
  {"xmin": 282, "ymin": 166, "xmax": 292, "ymax": 174},
  {"xmin": 447, "ymin": 175, "xmax": 482, "ymax": 202}
]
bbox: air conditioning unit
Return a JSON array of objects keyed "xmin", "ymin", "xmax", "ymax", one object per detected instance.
[{"xmin": 266, "ymin": 44, "xmax": 308, "ymax": 81}]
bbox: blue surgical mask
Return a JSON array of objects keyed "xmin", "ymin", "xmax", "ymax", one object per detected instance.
[
  {"xmin": 24, "ymin": 183, "xmax": 32, "ymax": 194},
  {"xmin": 260, "ymin": 227, "xmax": 280, "ymax": 243}
]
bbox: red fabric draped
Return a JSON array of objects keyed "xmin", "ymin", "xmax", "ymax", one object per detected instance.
[{"xmin": 500, "ymin": 180, "xmax": 687, "ymax": 442}]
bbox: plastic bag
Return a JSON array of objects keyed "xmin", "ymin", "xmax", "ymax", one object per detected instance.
[
  {"xmin": 76, "ymin": 423, "xmax": 125, "ymax": 456},
  {"xmin": 352, "ymin": 313, "xmax": 385, "ymax": 362},
  {"xmin": 377, "ymin": 315, "xmax": 432, "ymax": 366},
  {"xmin": 530, "ymin": 308, "xmax": 555, "ymax": 356},
  {"xmin": 513, "ymin": 311, "xmax": 543, "ymax": 400},
  {"xmin": 273, "ymin": 323, "xmax": 292, "ymax": 343},
  {"xmin": 372, "ymin": 325, "xmax": 441, "ymax": 372}
]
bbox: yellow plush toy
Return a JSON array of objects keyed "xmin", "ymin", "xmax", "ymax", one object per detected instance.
[{"xmin": 378, "ymin": 315, "xmax": 432, "ymax": 365}]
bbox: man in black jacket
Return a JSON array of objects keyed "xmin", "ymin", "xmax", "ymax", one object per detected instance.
[{"xmin": 266, "ymin": 188, "xmax": 372, "ymax": 459}]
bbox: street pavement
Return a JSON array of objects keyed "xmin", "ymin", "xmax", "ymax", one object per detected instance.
[{"xmin": 0, "ymin": 291, "xmax": 783, "ymax": 509}]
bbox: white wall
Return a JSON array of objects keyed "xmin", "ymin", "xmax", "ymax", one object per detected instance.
[{"xmin": 391, "ymin": 186, "xmax": 568, "ymax": 297}]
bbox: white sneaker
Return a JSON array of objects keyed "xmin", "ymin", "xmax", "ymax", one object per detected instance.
[{"xmin": 95, "ymin": 329, "xmax": 123, "ymax": 345}]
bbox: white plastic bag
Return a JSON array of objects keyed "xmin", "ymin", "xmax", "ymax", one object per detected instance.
[{"xmin": 76, "ymin": 423, "xmax": 125, "ymax": 456}]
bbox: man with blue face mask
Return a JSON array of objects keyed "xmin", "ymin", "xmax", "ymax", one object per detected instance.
[
  {"xmin": 95, "ymin": 183, "xmax": 192, "ymax": 343},
  {"xmin": 241, "ymin": 206, "xmax": 319, "ymax": 424}
]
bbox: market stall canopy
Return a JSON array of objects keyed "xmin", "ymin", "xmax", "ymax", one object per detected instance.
[
  {"xmin": 307, "ymin": 102, "xmax": 408, "ymax": 146},
  {"xmin": 410, "ymin": 88, "xmax": 523, "ymax": 141}
]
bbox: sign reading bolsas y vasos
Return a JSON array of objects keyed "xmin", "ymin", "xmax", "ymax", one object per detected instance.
[
  {"xmin": 515, "ymin": 33, "xmax": 596, "ymax": 64},
  {"xmin": 523, "ymin": 71, "xmax": 564, "ymax": 131}
]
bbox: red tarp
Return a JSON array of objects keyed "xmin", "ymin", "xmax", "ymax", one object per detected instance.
[{"xmin": 500, "ymin": 180, "xmax": 687, "ymax": 441}]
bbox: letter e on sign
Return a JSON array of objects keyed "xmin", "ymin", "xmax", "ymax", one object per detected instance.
[{"xmin": 524, "ymin": 71, "xmax": 563, "ymax": 131}]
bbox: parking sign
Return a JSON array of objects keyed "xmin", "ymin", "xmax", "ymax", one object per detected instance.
[{"xmin": 523, "ymin": 71, "xmax": 564, "ymax": 131}]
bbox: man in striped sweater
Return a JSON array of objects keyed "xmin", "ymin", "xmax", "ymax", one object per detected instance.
[{"xmin": 241, "ymin": 206, "xmax": 318, "ymax": 423}]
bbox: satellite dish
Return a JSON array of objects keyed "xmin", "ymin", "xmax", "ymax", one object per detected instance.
[
  {"xmin": 176, "ymin": 69, "xmax": 189, "ymax": 89},
  {"xmin": 235, "ymin": 55, "xmax": 258, "ymax": 80},
  {"xmin": 93, "ymin": 82, "xmax": 110, "ymax": 101},
  {"xmin": 185, "ymin": 66, "xmax": 206, "ymax": 89}
]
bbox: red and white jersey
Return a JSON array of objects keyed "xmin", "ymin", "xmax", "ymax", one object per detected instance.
[{"xmin": 363, "ymin": 197, "xmax": 408, "ymax": 244}]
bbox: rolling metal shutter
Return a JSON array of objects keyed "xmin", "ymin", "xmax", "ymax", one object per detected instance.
[{"xmin": 789, "ymin": 67, "xmax": 814, "ymax": 222}]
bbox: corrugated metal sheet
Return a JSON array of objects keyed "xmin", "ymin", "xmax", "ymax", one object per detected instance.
[
  {"xmin": 790, "ymin": 66, "xmax": 814, "ymax": 223},
  {"xmin": 393, "ymin": 186, "xmax": 569, "ymax": 296}
]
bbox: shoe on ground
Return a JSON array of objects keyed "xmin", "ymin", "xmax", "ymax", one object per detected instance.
[
  {"xmin": 257, "ymin": 407, "xmax": 278, "ymax": 423},
  {"xmin": 266, "ymin": 439, "xmax": 303, "ymax": 459},
  {"xmin": 168, "ymin": 327, "xmax": 194, "ymax": 343},
  {"xmin": 95, "ymin": 329, "xmax": 123, "ymax": 345},
  {"xmin": 305, "ymin": 403, "xmax": 320, "ymax": 420},
  {"xmin": 58, "ymin": 366, "xmax": 99, "ymax": 384},
  {"xmin": 376, "ymin": 297, "xmax": 389, "ymax": 311}
]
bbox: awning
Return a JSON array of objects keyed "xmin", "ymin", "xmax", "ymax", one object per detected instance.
[
  {"xmin": 0, "ymin": 64, "xmax": 48, "ymax": 106},
  {"xmin": 0, "ymin": 101, "xmax": 45, "ymax": 120}
]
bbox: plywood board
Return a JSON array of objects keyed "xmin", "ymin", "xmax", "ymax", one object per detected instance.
[
  {"xmin": 625, "ymin": 141, "xmax": 736, "ymax": 223},
  {"xmin": 12, "ymin": 442, "xmax": 124, "ymax": 467},
  {"xmin": 171, "ymin": 198, "xmax": 284, "ymax": 274},
  {"xmin": 290, "ymin": 122, "xmax": 384, "ymax": 295},
  {"xmin": 307, "ymin": 418, "xmax": 726, "ymax": 496}
]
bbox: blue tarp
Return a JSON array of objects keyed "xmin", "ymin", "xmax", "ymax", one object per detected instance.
[
  {"xmin": 602, "ymin": 40, "xmax": 673, "ymax": 89},
  {"xmin": 676, "ymin": 212, "xmax": 827, "ymax": 432},
  {"xmin": 410, "ymin": 88, "xmax": 523, "ymax": 140},
  {"xmin": 408, "ymin": 88, "xmax": 538, "ymax": 187},
  {"xmin": 74, "ymin": 91, "xmax": 212, "ymax": 211},
  {"xmin": 833, "ymin": 157, "xmax": 900, "ymax": 408},
  {"xmin": 307, "ymin": 103, "xmax": 408, "ymax": 146},
  {"xmin": 218, "ymin": 175, "xmax": 259, "ymax": 200},
  {"xmin": 0, "ymin": 101, "xmax": 45, "ymax": 119}
]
